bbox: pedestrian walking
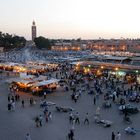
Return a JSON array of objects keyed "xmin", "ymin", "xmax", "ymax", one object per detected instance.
[
  {"xmin": 84, "ymin": 113, "xmax": 89, "ymax": 125},
  {"xmin": 8, "ymin": 103, "xmax": 11, "ymax": 111},
  {"xmin": 17, "ymin": 94, "xmax": 20, "ymax": 101},
  {"xmin": 43, "ymin": 107, "xmax": 48, "ymax": 115},
  {"xmin": 74, "ymin": 95, "xmax": 78, "ymax": 103},
  {"xmin": 22, "ymin": 100, "xmax": 25, "ymax": 107},
  {"xmin": 33, "ymin": 99, "xmax": 36, "ymax": 105},
  {"xmin": 112, "ymin": 94, "xmax": 115, "ymax": 102},
  {"xmin": 35, "ymin": 116, "xmax": 39, "ymax": 127},
  {"xmin": 45, "ymin": 113, "xmax": 49, "ymax": 123},
  {"xmin": 15, "ymin": 94, "xmax": 18, "ymax": 102},
  {"xmin": 29, "ymin": 98, "xmax": 33, "ymax": 106},
  {"xmin": 48, "ymin": 112, "xmax": 52, "ymax": 121},
  {"xmin": 39, "ymin": 115, "xmax": 43, "ymax": 127},
  {"xmin": 26, "ymin": 133, "xmax": 31, "ymax": 140},
  {"xmin": 111, "ymin": 131, "xmax": 115, "ymax": 140},
  {"xmin": 8, "ymin": 95, "xmax": 11, "ymax": 102},
  {"xmin": 71, "ymin": 119, "xmax": 75, "ymax": 131},
  {"xmin": 68, "ymin": 129, "xmax": 74, "ymax": 140},
  {"xmin": 75, "ymin": 112, "xmax": 80, "ymax": 124},
  {"xmin": 69, "ymin": 113, "xmax": 74, "ymax": 124},
  {"xmin": 116, "ymin": 132, "xmax": 121, "ymax": 140},
  {"xmin": 43, "ymin": 92, "xmax": 46, "ymax": 99},
  {"xmin": 93, "ymin": 96, "xmax": 96, "ymax": 105},
  {"xmin": 95, "ymin": 106, "xmax": 101, "ymax": 116},
  {"xmin": 11, "ymin": 96, "xmax": 15, "ymax": 102},
  {"xmin": 11, "ymin": 101, "xmax": 15, "ymax": 111}
]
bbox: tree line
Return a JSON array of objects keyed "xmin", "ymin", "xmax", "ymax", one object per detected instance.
[
  {"xmin": 0, "ymin": 31, "xmax": 26, "ymax": 50},
  {"xmin": 0, "ymin": 31, "xmax": 82, "ymax": 50},
  {"xmin": 34, "ymin": 36, "xmax": 52, "ymax": 50}
]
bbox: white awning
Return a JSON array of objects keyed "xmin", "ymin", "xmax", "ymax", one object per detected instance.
[{"xmin": 33, "ymin": 78, "xmax": 60, "ymax": 87}]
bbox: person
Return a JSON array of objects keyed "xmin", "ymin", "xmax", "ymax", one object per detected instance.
[
  {"xmin": 8, "ymin": 95, "xmax": 11, "ymax": 102},
  {"xmin": 116, "ymin": 132, "xmax": 121, "ymax": 140},
  {"xmin": 29, "ymin": 98, "xmax": 33, "ymax": 106},
  {"xmin": 8, "ymin": 103, "xmax": 11, "ymax": 111},
  {"xmin": 69, "ymin": 113, "xmax": 74, "ymax": 124},
  {"xmin": 124, "ymin": 108, "xmax": 128, "ymax": 118},
  {"xmin": 11, "ymin": 101, "xmax": 15, "ymax": 111},
  {"xmin": 93, "ymin": 96, "xmax": 96, "ymax": 105},
  {"xmin": 68, "ymin": 129, "xmax": 74, "ymax": 140},
  {"xmin": 15, "ymin": 94, "xmax": 18, "ymax": 102},
  {"xmin": 75, "ymin": 112, "xmax": 80, "ymax": 124},
  {"xmin": 74, "ymin": 94, "xmax": 78, "ymax": 103},
  {"xmin": 11, "ymin": 96, "xmax": 15, "ymax": 102},
  {"xmin": 48, "ymin": 112, "xmax": 52, "ymax": 121},
  {"xmin": 35, "ymin": 116, "xmax": 39, "ymax": 127},
  {"xmin": 33, "ymin": 99, "xmax": 36, "ymax": 105},
  {"xmin": 96, "ymin": 106, "xmax": 101, "ymax": 116},
  {"xmin": 84, "ymin": 113, "xmax": 89, "ymax": 125},
  {"xmin": 17, "ymin": 94, "xmax": 20, "ymax": 101},
  {"xmin": 112, "ymin": 94, "xmax": 115, "ymax": 102},
  {"xmin": 79, "ymin": 89, "xmax": 82, "ymax": 97},
  {"xmin": 71, "ymin": 119, "xmax": 75, "ymax": 131},
  {"xmin": 111, "ymin": 131, "xmax": 115, "ymax": 140},
  {"xmin": 21, "ymin": 100, "xmax": 25, "ymax": 108},
  {"xmin": 26, "ymin": 133, "xmax": 31, "ymax": 140},
  {"xmin": 45, "ymin": 113, "xmax": 49, "ymax": 123},
  {"xmin": 39, "ymin": 115, "xmax": 43, "ymax": 127},
  {"xmin": 66, "ymin": 86, "xmax": 69, "ymax": 91},
  {"xmin": 43, "ymin": 106, "xmax": 48, "ymax": 115},
  {"xmin": 43, "ymin": 92, "xmax": 46, "ymax": 99}
]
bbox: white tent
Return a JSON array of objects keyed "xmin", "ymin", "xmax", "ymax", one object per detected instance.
[{"xmin": 33, "ymin": 78, "xmax": 59, "ymax": 87}]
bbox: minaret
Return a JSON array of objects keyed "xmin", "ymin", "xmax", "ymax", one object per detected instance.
[{"xmin": 31, "ymin": 21, "xmax": 37, "ymax": 41}]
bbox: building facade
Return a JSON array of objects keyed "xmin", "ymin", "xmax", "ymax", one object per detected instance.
[
  {"xmin": 51, "ymin": 39, "xmax": 140, "ymax": 52},
  {"xmin": 87, "ymin": 39, "xmax": 140, "ymax": 53}
]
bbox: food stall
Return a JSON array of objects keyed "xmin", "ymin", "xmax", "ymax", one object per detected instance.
[{"xmin": 30, "ymin": 78, "xmax": 60, "ymax": 96}]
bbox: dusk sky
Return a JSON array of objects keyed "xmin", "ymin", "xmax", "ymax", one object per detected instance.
[{"xmin": 1, "ymin": 0, "xmax": 140, "ymax": 40}]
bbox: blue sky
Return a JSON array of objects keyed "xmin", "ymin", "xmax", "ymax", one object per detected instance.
[{"xmin": 1, "ymin": 0, "xmax": 140, "ymax": 40}]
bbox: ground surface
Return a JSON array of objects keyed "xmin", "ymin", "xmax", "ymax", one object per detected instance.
[{"xmin": 0, "ymin": 76, "xmax": 140, "ymax": 140}]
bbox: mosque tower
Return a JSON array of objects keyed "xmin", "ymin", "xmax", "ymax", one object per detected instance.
[{"xmin": 31, "ymin": 21, "xmax": 37, "ymax": 41}]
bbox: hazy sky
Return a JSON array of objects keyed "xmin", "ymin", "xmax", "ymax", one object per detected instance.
[{"xmin": 1, "ymin": 0, "xmax": 140, "ymax": 40}]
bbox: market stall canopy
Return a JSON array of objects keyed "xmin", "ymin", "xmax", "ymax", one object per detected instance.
[
  {"xmin": 6, "ymin": 77, "xmax": 22, "ymax": 83},
  {"xmin": 73, "ymin": 60, "xmax": 140, "ymax": 70},
  {"xmin": 26, "ymin": 60, "xmax": 50, "ymax": 65},
  {"xmin": 4, "ymin": 62, "xmax": 23, "ymax": 66},
  {"xmin": 6, "ymin": 75, "xmax": 34, "ymax": 83},
  {"xmin": 14, "ymin": 79, "xmax": 32, "ymax": 85},
  {"xmin": 6, "ymin": 75, "xmax": 47, "ymax": 84},
  {"xmin": 33, "ymin": 78, "xmax": 60, "ymax": 87},
  {"xmin": 32, "ymin": 75, "xmax": 47, "ymax": 81},
  {"xmin": 25, "ymin": 65, "xmax": 47, "ymax": 70},
  {"xmin": 105, "ymin": 56, "xmax": 128, "ymax": 61},
  {"xmin": 70, "ymin": 61, "xmax": 84, "ymax": 65},
  {"xmin": 19, "ymin": 75, "xmax": 34, "ymax": 79}
]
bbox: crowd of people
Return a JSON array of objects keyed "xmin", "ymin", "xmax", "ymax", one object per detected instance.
[{"xmin": 5, "ymin": 62, "xmax": 140, "ymax": 140}]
